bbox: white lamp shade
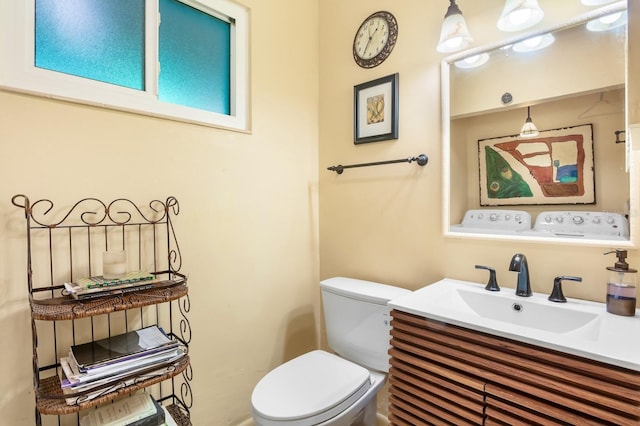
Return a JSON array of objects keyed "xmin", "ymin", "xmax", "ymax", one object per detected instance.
[
  {"xmin": 581, "ymin": 0, "xmax": 618, "ymax": 5},
  {"xmin": 497, "ymin": 0, "xmax": 544, "ymax": 32},
  {"xmin": 586, "ymin": 11, "xmax": 627, "ymax": 32},
  {"xmin": 454, "ymin": 53, "xmax": 490, "ymax": 69},
  {"xmin": 437, "ymin": 11, "xmax": 474, "ymax": 53},
  {"xmin": 454, "ymin": 53, "xmax": 489, "ymax": 69},
  {"xmin": 512, "ymin": 33, "xmax": 555, "ymax": 52}
]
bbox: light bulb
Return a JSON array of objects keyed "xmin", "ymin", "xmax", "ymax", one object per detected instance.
[
  {"xmin": 445, "ymin": 37, "xmax": 463, "ymax": 50},
  {"xmin": 507, "ymin": 9, "xmax": 532, "ymax": 27}
]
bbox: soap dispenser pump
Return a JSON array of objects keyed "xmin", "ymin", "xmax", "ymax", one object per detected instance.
[{"xmin": 605, "ymin": 249, "xmax": 637, "ymax": 316}]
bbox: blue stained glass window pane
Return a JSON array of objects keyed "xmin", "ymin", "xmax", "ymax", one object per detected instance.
[
  {"xmin": 35, "ymin": 0, "xmax": 145, "ymax": 90},
  {"xmin": 159, "ymin": 0, "xmax": 231, "ymax": 115}
]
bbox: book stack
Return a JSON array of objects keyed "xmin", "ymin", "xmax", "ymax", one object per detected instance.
[
  {"xmin": 79, "ymin": 392, "xmax": 162, "ymax": 425},
  {"xmin": 79, "ymin": 392, "xmax": 178, "ymax": 426},
  {"xmin": 60, "ymin": 326, "xmax": 186, "ymax": 405},
  {"xmin": 63, "ymin": 271, "xmax": 157, "ymax": 300}
]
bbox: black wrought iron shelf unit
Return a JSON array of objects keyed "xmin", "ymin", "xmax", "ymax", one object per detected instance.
[{"xmin": 12, "ymin": 195, "xmax": 192, "ymax": 426}]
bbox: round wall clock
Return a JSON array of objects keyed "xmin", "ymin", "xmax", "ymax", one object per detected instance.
[{"xmin": 353, "ymin": 11, "xmax": 398, "ymax": 69}]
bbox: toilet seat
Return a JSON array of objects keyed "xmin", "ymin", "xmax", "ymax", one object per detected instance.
[{"xmin": 251, "ymin": 350, "xmax": 372, "ymax": 425}]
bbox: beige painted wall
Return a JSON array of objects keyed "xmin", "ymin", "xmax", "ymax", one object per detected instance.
[
  {"xmin": 319, "ymin": 0, "xmax": 639, "ymax": 421},
  {"xmin": 319, "ymin": 0, "xmax": 640, "ymax": 309},
  {"xmin": 450, "ymin": 24, "xmax": 625, "ymax": 118},
  {"xmin": 1, "ymin": 0, "xmax": 638, "ymax": 425},
  {"xmin": 0, "ymin": 0, "xmax": 319, "ymax": 425}
]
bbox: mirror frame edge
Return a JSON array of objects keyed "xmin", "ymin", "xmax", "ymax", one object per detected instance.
[{"xmin": 441, "ymin": 60, "xmax": 452, "ymax": 239}]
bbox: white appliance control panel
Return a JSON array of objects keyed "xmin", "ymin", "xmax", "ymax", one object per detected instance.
[
  {"xmin": 451, "ymin": 209, "xmax": 532, "ymax": 233},
  {"xmin": 532, "ymin": 211, "xmax": 629, "ymax": 239}
]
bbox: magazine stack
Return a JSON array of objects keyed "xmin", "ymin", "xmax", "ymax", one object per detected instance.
[{"xmin": 60, "ymin": 326, "xmax": 186, "ymax": 405}]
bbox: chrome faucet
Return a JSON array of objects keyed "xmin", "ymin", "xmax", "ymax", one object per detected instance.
[{"xmin": 509, "ymin": 253, "xmax": 532, "ymax": 297}]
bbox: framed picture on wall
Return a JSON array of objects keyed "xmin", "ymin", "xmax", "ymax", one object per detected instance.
[
  {"xmin": 354, "ymin": 73, "xmax": 399, "ymax": 144},
  {"xmin": 478, "ymin": 124, "xmax": 595, "ymax": 206}
]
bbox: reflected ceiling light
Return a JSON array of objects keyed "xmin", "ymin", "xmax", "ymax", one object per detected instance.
[
  {"xmin": 586, "ymin": 11, "xmax": 627, "ymax": 31},
  {"xmin": 520, "ymin": 106, "xmax": 539, "ymax": 138},
  {"xmin": 512, "ymin": 33, "xmax": 555, "ymax": 52},
  {"xmin": 437, "ymin": 0, "xmax": 474, "ymax": 53},
  {"xmin": 454, "ymin": 53, "xmax": 490, "ymax": 69},
  {"xmin": 497, "ymin": 0, "xmax": 544, "ymax": 32}
]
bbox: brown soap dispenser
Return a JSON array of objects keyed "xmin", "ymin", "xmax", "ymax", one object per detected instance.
[{"xmin": 605, "ymin": 249, "xmax": 638, "ymax": 316}]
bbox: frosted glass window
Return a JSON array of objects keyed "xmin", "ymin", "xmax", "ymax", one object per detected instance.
[
  {"xmin": 35, "ymin": 0, "xmax": 145, "ymax": 90},
  {"xmin": 159, "ymin": 0, "xmax": 231, "ymax": 114},
  {"xmin": 2, "ymin": 0, "xmax": 248, "ymax": 130}
]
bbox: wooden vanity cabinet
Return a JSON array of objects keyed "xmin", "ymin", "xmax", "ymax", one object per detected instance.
[{"xmin": 389, "ymin": 310, "xmax": 640, "ymax": 426}]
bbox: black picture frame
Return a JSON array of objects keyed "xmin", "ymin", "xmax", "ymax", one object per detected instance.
[{"xmin": 354, "ymin": 73, "xmax": 399, "ymax": 144}]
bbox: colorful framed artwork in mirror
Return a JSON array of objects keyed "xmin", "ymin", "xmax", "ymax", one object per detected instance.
[{"xmin": 478, "ymin": 124, "xmax": 595, "ymax": 206}]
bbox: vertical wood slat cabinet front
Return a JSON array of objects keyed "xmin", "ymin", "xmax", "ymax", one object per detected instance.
[{"xmin": 388, "ymin": 310, "xmax": 640, "ymax": 426}]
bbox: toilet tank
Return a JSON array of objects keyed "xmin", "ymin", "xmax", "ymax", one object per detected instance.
[{"xmin": 320, "ymin": 277, "xmax": 412, "ymax": 373}]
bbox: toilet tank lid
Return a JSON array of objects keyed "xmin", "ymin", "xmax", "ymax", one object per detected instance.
[{"xmin": 320, "ymin": 277, "xmax": 412, "ymax": 305}]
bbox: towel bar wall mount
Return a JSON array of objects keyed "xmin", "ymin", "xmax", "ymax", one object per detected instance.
[{"xmin": 327, "ymin": 154, "xmax": 428, "ymax": 174}]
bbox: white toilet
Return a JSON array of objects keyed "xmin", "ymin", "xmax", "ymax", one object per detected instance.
[{"xmin": 251, "ymin": 277, "xmax": 411, "ymax": 426}]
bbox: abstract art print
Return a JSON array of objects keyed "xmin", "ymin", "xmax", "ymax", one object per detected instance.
[
  {"xmin": 354, "ymin": 73, "xmax": 399, "ymax": 144},
  {"xmin": 478, "ymin": 124, "xmax": 595, "ymax": 206}
]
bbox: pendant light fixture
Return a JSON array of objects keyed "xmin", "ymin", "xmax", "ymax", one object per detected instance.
[
  {"xmin": 437, "ymin": 0, "xmax": 474, "ymax": 53},
  {"xmin": 497, "ymin": 0, "xmax": 544, "ymax": 32},
  {"xmin": 520, "ymin": 106, "xmax": 539, "ymax": 138}
]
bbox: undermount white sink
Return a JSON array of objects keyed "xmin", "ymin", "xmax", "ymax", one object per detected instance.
[{"xmin": 388, "ymin": 278, "xmax": 640, "ymax": 371}]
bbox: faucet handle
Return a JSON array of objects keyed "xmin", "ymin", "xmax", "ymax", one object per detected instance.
[
  {"xmin": 475, "ymin": 265, "xmax": 500, "ymax": 292},
  {"xmin": 548, "ymin": 276, "xmax": 582, "ymax": 303}
]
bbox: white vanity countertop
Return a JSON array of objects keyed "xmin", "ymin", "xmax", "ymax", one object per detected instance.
[{"xmin": 389, "ymin": 278, "xmax": 640, "ymax": 371}]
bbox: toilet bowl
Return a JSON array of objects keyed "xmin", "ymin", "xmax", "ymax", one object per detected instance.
[
  {"xmin": 251, "ymin": 350, "xmax": 386, "ymax": 426},
  {"xmin": 250, "ymin": 277, "xmax": 412, "ymax": 426}
]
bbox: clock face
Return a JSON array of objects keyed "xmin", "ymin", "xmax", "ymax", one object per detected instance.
[{"xmin": 353, "ymin": 11, "xmax": 398, "ymax": 69}]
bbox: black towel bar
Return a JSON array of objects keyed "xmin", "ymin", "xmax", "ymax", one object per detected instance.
[{"xmin": 327, "ymin": 154, "xmax": 428, "ymax": 174}]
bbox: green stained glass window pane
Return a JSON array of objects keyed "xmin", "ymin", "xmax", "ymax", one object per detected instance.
[
  {"xmin": 159, "ymin": 0, "xmax": 231, "ymax": 115},
  {"xmin": 35, "ymin": 0, "xmax": 145, "ymax": 90}
]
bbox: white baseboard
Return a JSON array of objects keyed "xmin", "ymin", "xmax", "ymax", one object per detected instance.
[{"xmin": 376, "ymin": 412, "xmax": 389, "ymax": 425}]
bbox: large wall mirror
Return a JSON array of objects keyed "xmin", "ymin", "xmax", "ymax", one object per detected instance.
[{"xmin": 442, "ymin": 0, "xmax": 638, "ymax": 247}]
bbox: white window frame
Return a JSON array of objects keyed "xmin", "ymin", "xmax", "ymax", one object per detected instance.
[{"xmin": 0, "ymin": 0, "xmax": 250, "ymax": 131}]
